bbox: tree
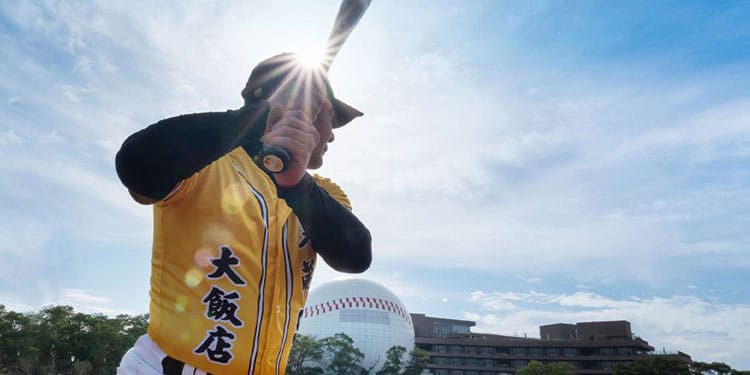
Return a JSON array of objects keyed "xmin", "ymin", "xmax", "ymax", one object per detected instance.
[
  {"xmin": 0, "ymin": 305, "xmax": 36, "ymax": 373},
  {"xmin": 613, "ymin": 357, "xmax": 690, "ymax": 375},
  {"xmin": 319, "ymin": 332, "xmax": 366, "ymax": 375},
  {"xmin": 376, "ymin": 345, "xmax": 406, "ymax": 375},
  {"xmin": 516, "ymin": 360, "xmax": 576, "ymax": 375},
  {"xmin": 0, "ymin": 304, "xmax": 148, "ymax": 375},
  {"xmin": 690, "ymin": 361, "xmax": 747, "ymax": 375},
  {"xmin": 287, "ymin": 334, "xmax": 324, "ymax": 375},
  {"xmin": 614, "ymin": 357, "xmax": 749, "ymax": 375},
  {"xmin": 403, "ymin": 347, "xmax": 430, "ymax": 375}
]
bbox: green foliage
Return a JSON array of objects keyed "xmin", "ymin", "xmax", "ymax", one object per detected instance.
[
  {"xmin": 287, "ymin": 334, "xmax": 324, "ymax": 375},
  {"xmin": 613, "ymin": 357, "xmax": 746, "ymax": 375},
  {"xmin": 689, "ymin": 361, "xmax": 739, "ymax": 375},
  {"xmin": 516, "ymin": 360, "xmax": 576, "ymax": 375},
  {"xmin": 0, "ymin": 304, "xmax": 148, "ymax": 375},
  {"xmin": 613, "ymin": 357, "xmax": 690, "ymax": 375},
  {"xmin": 373, "ymin": 345, "xmax": 430, "ymax": 375},
  {"xmin": 403, "ymin": 347, "xmax": 430, "ymax": 375},
  {"xmin": 320, "ymin": 332, "xmax": 367, "ymax": 375},
  {"xmin": 287, "ymin": 334, "xmax": 430, "ymax": 375},
  {"xmin": 376, "ymin": 345, "xmax": 406, "ymax": 375}
]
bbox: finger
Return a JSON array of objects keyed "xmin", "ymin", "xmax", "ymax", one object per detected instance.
[
  {"xmin": 263, "ymin": 117, "xmax": 320, "ymax": 147},
  {"xmin": 264, "ymin": 136, "xmax": 315, "ymax": 165},
  {"xmin": 265, "ymin": 124, "xmax": 320, "ymax": 146},
  {"xmin": 266, "ymin": 104, "xmax": 285, "ymax": 133},
  {"xmin": 277, "ymin": 109, "xmax": 313, "ymax": 125}
]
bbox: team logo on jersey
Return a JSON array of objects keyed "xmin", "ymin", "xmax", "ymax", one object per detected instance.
[
  {"xmin": 301, "ymin": 258, "xmax": 315, "ymax": 297},
  {"xmin": 202, "ymin": 286, "xmax": 243, "ymax": 327},
  {"xmin": 206, "ymin": 246, "xmax": 246, "ymax": 285},
  {"xmin": 194, "ymin": 245, "xmax": 248, "ymax": 365},
  {"xmin": 194, "ymin": 325, "xmax": 236, "ymax": 364},
  {"xmin": 298, "ymin": 223, "xmax": 311, "ymax": 249}
]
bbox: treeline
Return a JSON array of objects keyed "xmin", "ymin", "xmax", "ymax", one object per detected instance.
[
  {"xmin": 0, "ymin": 305, "xmax": 147, "ymax": 374},
  {"xmin": 516, "ymin": 358, "xmax": 749, "ymax": 375},
  {"xmin": 5, "ymin": 305, "xmax": 745, "ymax": 375},
  {"xmin": 287, "ymin": 333, "xmax": 429, "ymax": 375},
  {"xmin": 1, "ymin": 305, "xmax": 428, "ymax": 375}
]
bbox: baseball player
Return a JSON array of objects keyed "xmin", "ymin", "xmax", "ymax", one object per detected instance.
[{"xmin": 114, "ymin": 53, "xmax": 372, "ymax": 374}]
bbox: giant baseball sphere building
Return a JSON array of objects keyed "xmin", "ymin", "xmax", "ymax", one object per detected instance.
[{"xmin": 297, "ymin": 278, "xmax": 414, "ymax": 370}]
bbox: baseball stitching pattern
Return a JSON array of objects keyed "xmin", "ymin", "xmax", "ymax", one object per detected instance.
[{"xmin": 303, "ymin": 296, "xmax": 413, "ymax": 327}]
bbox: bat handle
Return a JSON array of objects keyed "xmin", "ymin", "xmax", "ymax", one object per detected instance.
[{"xmin": 259, "ymin": 144, "xmax": 291, "ymax": 173}]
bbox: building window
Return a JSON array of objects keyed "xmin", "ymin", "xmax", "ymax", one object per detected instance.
[
  {"xmin": 450, "ymin": 357, "xmax": 463, "ymax": 366},
  {"xmin": 599, "ymin": 347, "xmax": 614, "ymax": 356},
  {"xmin": 435, "ymin": 345, "xmax": 447, "ymax": 353},
  {"xmin": 436, "ymin": 370, "xmax": 449, "ymax": 375},
  {"xmin": 435, "ymin": 357, "xmax": 448, "ymax": 365},
  {"xmin": 511, "ymin": 347, "xmax": 525, "ymax": 356},
  {"xmin": 450, "ymin": 371, "xmax": 463, "ymax": 375},
  {"xmin": 433, "ymin": 321, "xmax": 471, "ymax": 337},
  {"xmin": 512, "ymin": 360, "xmax": 529, "ymax": 368},
  {"xmin": 547, "ymin": 347, "xmax": 560, "ymax": 356},
  {"xmin": 529, "ymin": 347, "xmax": 542, "ymax": 356},
  {"xmin": 563, "ymin": 348, "xmax": 576, "ymax": 357},
  {"xmin": 479, "ymin": 346, "xmax": 495, "ymax": 355},
  {"xmin": 450, "ymin": 345, "xmax": 462, "ymax": 354},
  {"xmin": 618, "ymin": 347, "xmax": 632, "ymax": 356},
  {"xmin": 466, "ymin": 346, "xmax": 478, "ymax": 354}
]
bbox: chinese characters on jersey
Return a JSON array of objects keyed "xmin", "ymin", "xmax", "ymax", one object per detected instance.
[{"xmin": 194, "ymin": 246, "xmax": 246, "ymax": 364}]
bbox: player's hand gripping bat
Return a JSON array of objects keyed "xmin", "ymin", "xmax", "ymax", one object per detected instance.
[{"xmin": 259, "ymin": 0, "xmax": 372, "ymax": 174}]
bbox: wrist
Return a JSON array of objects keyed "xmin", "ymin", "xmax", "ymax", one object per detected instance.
[{"xmin": 276, "ymin": 173, "xmax": 313, "ymax": 195}]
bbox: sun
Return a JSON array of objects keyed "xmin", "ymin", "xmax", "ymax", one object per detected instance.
[{"xmin": 294, "ymin": 44, "xmax": 327, "ymax": 70}]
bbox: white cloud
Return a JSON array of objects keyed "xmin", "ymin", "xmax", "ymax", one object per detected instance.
[
  {"xmin": 62, "ymin": 288, "xmax": 111, "ymax": 305},
  {"xmin": 56, "ymin": 288, "xmax": 136, "ymax": 316},
  {"xmin": 0, "ymin": 130, "xmax": 22, "ymax": 144},
  {"xmin": 0, "ymin": 0, "xmax": 747, "ymax": 369}
]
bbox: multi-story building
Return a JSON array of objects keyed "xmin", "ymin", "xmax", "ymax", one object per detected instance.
[{"xmin": 411, "ymin": 313, "xmax": 691, "ymax": 375}]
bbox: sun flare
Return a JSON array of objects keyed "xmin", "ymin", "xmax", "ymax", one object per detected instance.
[{"xmin": 294, "ymin": 45, "xmax": 327, "ymax": 70}]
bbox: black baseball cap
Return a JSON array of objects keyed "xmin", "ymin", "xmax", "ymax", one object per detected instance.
[{"xmin": 241, "ymin": 53, "xmax": 363, "ymax": 128}]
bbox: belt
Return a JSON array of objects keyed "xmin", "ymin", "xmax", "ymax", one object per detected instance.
[{"xmin": 161, "ymin": 356, "xmax": 211, "ymax": 375}]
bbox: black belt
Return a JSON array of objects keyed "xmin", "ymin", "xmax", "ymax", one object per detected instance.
[{"xmin": 162, "ymin": 356, "xmax": 212, "ymax": 375}]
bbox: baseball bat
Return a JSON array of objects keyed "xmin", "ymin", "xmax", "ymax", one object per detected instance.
[{"xmin": 259, "ymin": 0, "xmax": 372, "ymax": 174}]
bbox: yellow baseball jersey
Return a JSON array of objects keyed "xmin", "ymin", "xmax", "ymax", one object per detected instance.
[{"xmin": 147, "ymin": 147, "xmax": 351, "ymax": 374}]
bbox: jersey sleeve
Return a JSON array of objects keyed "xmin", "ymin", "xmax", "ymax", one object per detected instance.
[
  {"xmin": 155, "ymin": 166, "xmax": 206, "ymax": 207},
  {"xmin": 311, "ymin": 174, "xmax": 352, "ymax": 211}
]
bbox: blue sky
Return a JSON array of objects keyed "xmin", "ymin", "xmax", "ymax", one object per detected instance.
[{"xmin": 1, "ymin": 0, "xmax": 749, "ymax": 369}]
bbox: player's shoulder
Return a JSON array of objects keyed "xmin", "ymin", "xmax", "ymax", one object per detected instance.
[{"xmin": 312, "ymin": 174, "xmax": 352, "ymax": 210}]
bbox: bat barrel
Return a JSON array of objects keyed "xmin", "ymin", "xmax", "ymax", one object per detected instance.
[{"xmin": 321, "ymin": 0, "xmax": 372, "ymax": 72}]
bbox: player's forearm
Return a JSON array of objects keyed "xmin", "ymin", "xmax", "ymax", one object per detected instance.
[
  {"xmin": 115, "ymin": 105, "xmax": 268, "ymax": 200},
  {"xmin": 278, "ymin": 174, "xmax": 372, "ymax": 273}
]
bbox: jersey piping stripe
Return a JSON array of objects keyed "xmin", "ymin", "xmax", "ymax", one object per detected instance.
[
  {"xmin": 231, "ymin": 162, "xmax": 269, "ymax": 375},
  {"xmin": 275, "ymin": 221, "xmax": 294, "ymax": 374}
]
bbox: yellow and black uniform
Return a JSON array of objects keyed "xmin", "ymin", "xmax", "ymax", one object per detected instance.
[
  {"xmin": 115, "ymin": 105, "xmax": 371, "ymax": 374},
  {"xmin": 149, "ymin": 147, "xmax": 350, "ymax": 374}
]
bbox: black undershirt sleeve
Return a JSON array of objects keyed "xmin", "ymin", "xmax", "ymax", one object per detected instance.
[
  {"xmin": 115, "ymin": 104, "xmax": 371, "ymax": 273},
  {"xmin": 115, "ymin": 104, "xmax": 268, "ymax": 200},
  {"xmin": 278, "ymin": 174, "xmax": 372, "ymax": 273}
]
